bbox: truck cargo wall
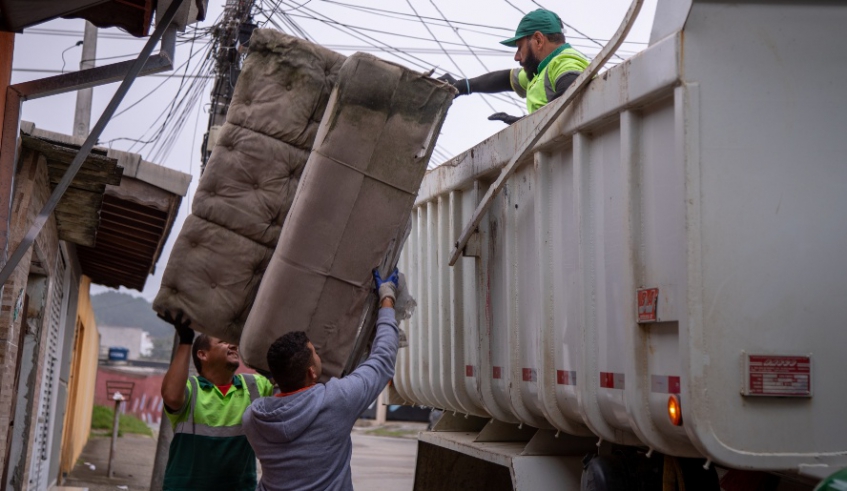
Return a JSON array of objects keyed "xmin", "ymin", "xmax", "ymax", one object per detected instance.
[{"xmin": 394, "ymin": 1, "xmax": 847, "ymax": 478}]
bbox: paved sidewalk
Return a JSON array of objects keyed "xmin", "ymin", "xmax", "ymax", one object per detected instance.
[
  {"xmin": 59, "ymin": 422, "xmax": 421, "ymax": 490},
  {"xmin": 60, "ymin": 434, "xmax": 156, "ymax": 491}
]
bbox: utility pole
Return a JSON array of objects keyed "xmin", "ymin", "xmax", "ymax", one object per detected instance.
[
  {"xmin": 200, "ymin": 0, "xmax": 256, "ymax": 173},
  {"xmin": 73, "ymin": 21, "xmax": 98, "ymax": 138}
]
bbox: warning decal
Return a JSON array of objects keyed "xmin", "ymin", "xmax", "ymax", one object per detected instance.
[
  {"xmin": 637, "ymin": 288, "xmax": 659, "ymax": 323},
  {"xmin": 745, "ymin": 354, "xmax": 811, "ymax": 398}
]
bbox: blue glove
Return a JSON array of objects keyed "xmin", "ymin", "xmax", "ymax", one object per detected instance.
[{"xmin": 373, "ymin": 268, "xmax": 399, "ymax": 303}]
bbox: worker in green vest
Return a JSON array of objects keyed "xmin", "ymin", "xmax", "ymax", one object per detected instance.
[
  {"xmin": 438, "ymin": 9, "xmax": 589, "ymax": 124},
  {"xmin": 159, "ymin": 313, "xmax": 274, "ymax": 490}
]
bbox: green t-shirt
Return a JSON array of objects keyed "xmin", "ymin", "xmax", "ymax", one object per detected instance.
[
  {"xmin": 510, "ymin": 44, "xmax": 590, "ymax": 113},
  {"xmin": 163, "ymin": 373, "xmax": 274, "ymax": 491}
]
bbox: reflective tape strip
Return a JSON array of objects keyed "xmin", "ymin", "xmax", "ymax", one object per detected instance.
[
  {"xmin": 186, "ymin": 376, "xmax": 199, "ymax": 426},
  {"xmin": 521, "ymin": 368, "xmax": 537, "ymax": 382},
  {"xmin": 600, "ymin": 372, "xmax": 625, "ymax": 390},
  {"xmin": 174, "ymin": 422, "xmax": 247, "ymax": 438},
  {"xmin": 492, "ymin": 366, "xmax": 502, "ymax": 379},
  {"xmin": 553, "ymin": 70, "xmax": 582, "ymax": 95},
  {"xmin": 465, "ymin": 365, "xmax": 475, "ymax": 377},
  {"xmin": 543, "ymin": 72, "xmax": 556, "ymax": 104},
  {"xmin": 510, "ymin": 68, "xmax": 526, "ymax": 98},
  {"xmin": 243, "ymin": 374, "xmax": 259, "ymax": 402},
  {"xmin": 650, "ymin": 375, "xmax": 681, "ymax": 394},
  {"xmin": 556, "ymin": 370, "xmax": 577, "ymax": 386}
]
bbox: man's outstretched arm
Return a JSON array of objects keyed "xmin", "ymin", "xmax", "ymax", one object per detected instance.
[
  {"xmin": 333, "ymin": 270, "xmax": 401, "ymax": 420},
  {"xmin": 438, "ymin": 70, "xmax": 513, "ymax": 96},
  {"xmin": 159, "ymin": 313, "xmax": 194, "ymax": 412}
]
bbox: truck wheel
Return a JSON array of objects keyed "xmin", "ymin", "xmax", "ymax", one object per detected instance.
[{"xmin": 581, "ymin": 455, "xmax": 629, "ymax": 491}]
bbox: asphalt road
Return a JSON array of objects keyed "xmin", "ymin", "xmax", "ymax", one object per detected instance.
[
  {"xmin": 61, "ymin": 426, "xmax": 420, "ymax": 491},
  {"xmin": 351, "ymin": 432, "xmax": 418, "ymax": 490}
]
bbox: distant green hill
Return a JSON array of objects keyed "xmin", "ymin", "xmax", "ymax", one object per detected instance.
[{"xmin": 91, "ymin": 291, "xmax": 173, "ymax": 338}]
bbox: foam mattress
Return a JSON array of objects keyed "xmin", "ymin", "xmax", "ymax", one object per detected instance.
[
  {"xmin": 240, "ymin": 52, "xmax": 454, "ymax": 377},
  {"xmin": 153, "ymin": 31, "xmax": 346, "ymax": 342}
]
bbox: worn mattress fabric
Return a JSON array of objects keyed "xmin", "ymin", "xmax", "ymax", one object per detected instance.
[
  {"xmin": 240, "ymin": 52, "xmax": 455, "ymax": 376},
  {"xmin": 153, "ymin": 30, "xmax": 346, "ymax": 343}
]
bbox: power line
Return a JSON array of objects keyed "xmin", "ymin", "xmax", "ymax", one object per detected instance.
[
  {"xmin": 112, "ymin": 53, "xmax": 204, "ymax": 119},
  {"xmin": 277, "ymin": 2, "xmax": 533, "ymax": 108},
  {"xmin": 529, "ymin": 0, "xmax": 626, "ymax": 62},
  {"xmin": 404, "ymin": 0, "xmax": 499, "ymax": 114},
  {"xmin": 291, "ymin": 3, "xmax": 648, "ymax": 47},
  {"xmin": 12, "ymin": 67, "xmax": 213, "ymax": 78},
  {"xmin": 428, "ymin": 0, "xmax": 525, "ymax": 112},
  {"xmin": 277, "ymin": 1, "xmax": 437, "ymax": 72}
]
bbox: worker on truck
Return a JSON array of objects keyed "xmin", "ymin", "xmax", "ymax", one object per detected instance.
[
  {"xmin": 438, "ymin": 9, "xmax": 589, "ymax": 124},
  {"xmin": 159, "ymin": 314, "xmax": 274, "ymax": 491},
  {"xmin": 242, "ymin": 269, "xmax": 402, "ymax": 491}
]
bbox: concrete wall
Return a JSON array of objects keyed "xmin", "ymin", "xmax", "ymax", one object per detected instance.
[
  {"xmin": 95, "ymin": 366, "xmax": 166, "ymax": 425},
  {"xmin": 58, "ymin": 276, "xmax": 100, "ymax": 478}
]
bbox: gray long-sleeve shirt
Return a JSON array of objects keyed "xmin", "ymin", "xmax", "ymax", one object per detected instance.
[{"xmin": 242, "ymin": 307, "xmax": 400, "ymax": 491}]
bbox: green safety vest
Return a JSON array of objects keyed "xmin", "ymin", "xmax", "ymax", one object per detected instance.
[
  {"xmin": 163, "ymin": 373, "xmax": 273, "ymax": 491},
  {"xmin": 510, "ymin": 44, "xmax": 590, "ymax": 113}
]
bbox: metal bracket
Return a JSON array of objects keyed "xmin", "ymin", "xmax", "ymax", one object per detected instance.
[
  {"xmin": 0, "ymin": 0, "xmax": 185, "ymax": 286},
  {"xmin": 12, "ymin": 26, "xmax": 176, "ymax": 102},
  {"xmin": 475, "ymin": 419, "xmax": 537, "ymax": 442},
  {"xmin": 520, "ymin": 429, "xmax": 598, "ymax": 456},
  {"xmin": 431, "ymin": 412, "xmax": 488, "ymax": 433},
  {"xmin": 385, "ymin": 382, "xmax": 408, "ymax": 405},
  {"xmin": 462, "ymin": 231, "xmax": 481, "ymax": 257}
]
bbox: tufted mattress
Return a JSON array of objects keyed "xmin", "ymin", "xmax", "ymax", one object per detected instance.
[
  {"xmin": 239, "ymin": 53, "xmax": 454, "ymax": 377},
  {"xmin": 152, "ymin": 31, "xmax": 346, "ymax": 342}
]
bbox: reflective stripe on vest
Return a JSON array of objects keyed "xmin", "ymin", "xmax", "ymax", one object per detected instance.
[
  {"xmin": 520, "ymin": 46, "xmax": 589, "ymax": 113},
  {"xmin": 174, "ymin": 421, "xmax": 249, "ymax": 437},
  {"xmin": 174, "ymin": 374, "xmax": 261, "ymax": 436}
]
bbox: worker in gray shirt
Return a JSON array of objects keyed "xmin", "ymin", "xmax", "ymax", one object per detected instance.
[{"xmin": 242, "ymin": 268, "xmax": 401, "ymax": 491}]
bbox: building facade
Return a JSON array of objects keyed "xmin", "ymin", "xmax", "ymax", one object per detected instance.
[
  {"xmin": 0, "ymin": 125, "xmax": 188, "ymax": 489},
  {"xmin": 99, "ymin": 326, "xmax": 153, "ymax": 361}
]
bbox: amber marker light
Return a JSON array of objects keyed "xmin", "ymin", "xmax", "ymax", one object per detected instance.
[{"xmin": 668, "ymin": 394, "xmax": 683, "ymax": 426}]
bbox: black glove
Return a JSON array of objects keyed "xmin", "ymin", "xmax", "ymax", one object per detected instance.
[
  {"xmin": 488, "ymin": 112, "xmax": 522, "ymax": 125},
  {"xmin": 158, "ymin": 311, "xmax": 194, "ymax": 345},
  {"xmin": 437, "ymin": 73, "xmax": 469, "ymax": 96}
]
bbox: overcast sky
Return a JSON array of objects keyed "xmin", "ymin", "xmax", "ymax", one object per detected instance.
[{"xmin": 10, "ymin": 0, "xmax": 659, "ymax": 301}]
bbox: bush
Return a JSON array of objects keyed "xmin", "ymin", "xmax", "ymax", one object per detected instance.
[{"xmin": 91, "ymin": 405, "xmax": 152, "ymax": 437}]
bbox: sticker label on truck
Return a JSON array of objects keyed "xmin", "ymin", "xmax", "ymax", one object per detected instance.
[
  {"xmin": 744, "ymin": 354, "xmax": 811, "ymax": 397},
  {"xmin": 637, "ymin": 288, "xmax": 659, "ymax": 323}
]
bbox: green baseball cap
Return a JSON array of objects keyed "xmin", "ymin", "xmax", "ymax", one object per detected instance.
[{"xmin": 500, "ymin": 9, "xmax": 564, "ymax": 47}]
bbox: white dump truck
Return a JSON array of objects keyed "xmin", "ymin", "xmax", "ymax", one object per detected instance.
[{"xmin": 389, "ymin": 0, "xmax": 847, "ymax": 489}]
